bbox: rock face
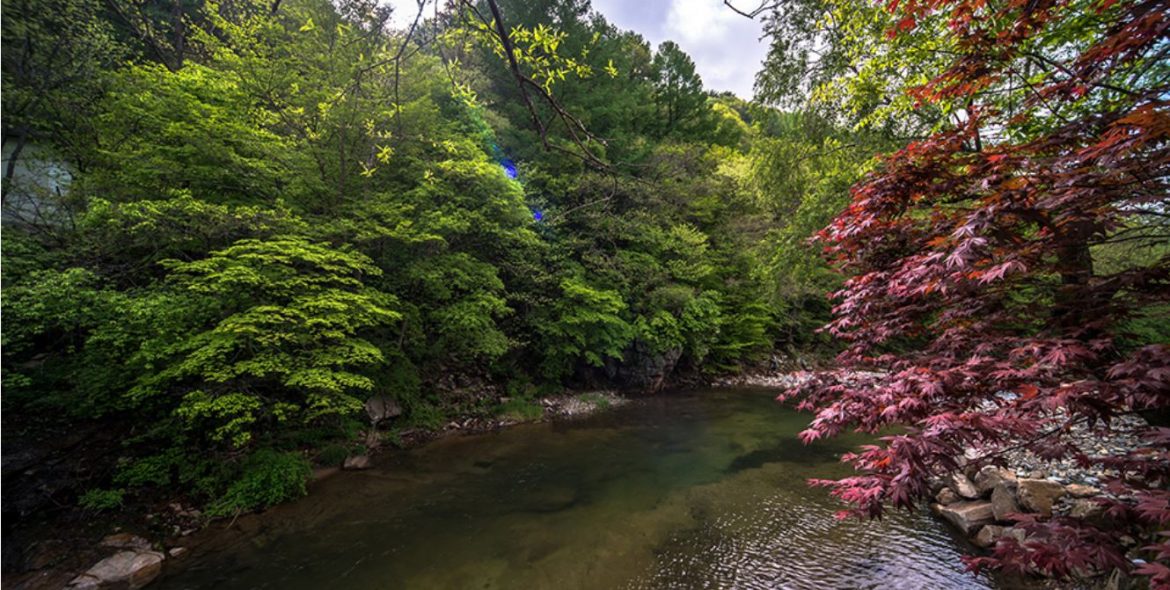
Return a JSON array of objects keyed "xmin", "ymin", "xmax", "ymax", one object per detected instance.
[
  {"xmin": 934, "ymin": 501, "xmax": 995, "ymax": 535},
  {"xmin": 69, "ymin": 550, "xmax": 164, "ymax": 589},
  {"xmin": 947, "ymin": 472, "xmax": 981, "ymax": 500},
  {"xmin": 342, "ymin": 455, "xmax": 371, "ymax": 470},
  {"xmin": 991, "ymin": 484, "xmax": 1022, "ymax": 521},
  {"xmin": 613, "ymin": 341, "xmax": 681, "ymax": 392},
  {"xmin": 973, "ymin": 466, "xmax": 1016, "ymax": 496},
  {"xmin": 1016, "ymin": 478, "xmax": 1065, "ymax": 517}
]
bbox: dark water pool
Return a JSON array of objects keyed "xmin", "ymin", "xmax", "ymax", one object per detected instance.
[{"xmin": 158, "ymin": 388, "xmax": 1005, "ymax": 590}]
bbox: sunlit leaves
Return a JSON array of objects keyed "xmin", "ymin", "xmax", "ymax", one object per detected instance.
[{"xmin": 153, "ymin": 237, "xmax": 399, "ymax": 447}]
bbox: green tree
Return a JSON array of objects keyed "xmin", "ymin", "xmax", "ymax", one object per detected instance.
[{"xmin": 650, "ymin": 41, "xmax": 710, "ymax": 138}]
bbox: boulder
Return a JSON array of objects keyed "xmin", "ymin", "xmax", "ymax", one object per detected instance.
[
  {"xmin": 69, "ymin": 550, "xmax": 164, "ymax": 589},
  {"xmin": 342, "ymin": 455, "xmax": 371, "ymax": 470},
  {"xmin": 991, "ymin": 483, "xmax": 1023, "ymax": 522},
  {"xmin": 936, "ymin": 487, "xmax": 960, "ymax": 505},
  {"xmin": 973, "ymin": 524, "xmax": 1006, "ymax": 548},
  {"xmin": 167, "ymin": 547, "xmax": 188, "ymax": 559},
  {"xmin": 975, "ymin": 525, "xmax": 1028, "ymax": 548},
  {"xmin": 947, "ymin": 472, "xmax": 981, "ymax": 500},
  {"xmin": 364, "ymin": 396, "xmax": 403, "ymax": 424},
  {"xmin": 1065, "ymin": 483, "xmax": 1101, "ymax": 498},
  {"xmin": 934, "ymin": 501, "xmax": 995, "ymax": 535},
  {"xmin": 1017, "ymin": 478, "xmax": 1065, "ymax": 517},
  {"xmin": 974, "ymin": 466, "xmax": 1017, "ymax": 496}
]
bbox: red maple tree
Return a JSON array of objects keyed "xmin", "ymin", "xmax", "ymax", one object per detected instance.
[{"xmin": 781, "ymin": 0, "xmax": 1170, "ymax": 584}]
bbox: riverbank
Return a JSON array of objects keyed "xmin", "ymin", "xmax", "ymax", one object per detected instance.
[
  {"xmin": 3, "ymin": 389, "xmax": 631, "ymax": 590},
  {"xmin": 19, "ymin": 367, "xmax": 1143, "ymax": 590}
]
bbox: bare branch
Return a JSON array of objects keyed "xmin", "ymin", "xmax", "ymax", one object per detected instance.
[{"xmin": 723, "ymin": 0, "xmax": 778, "ymax": 19}]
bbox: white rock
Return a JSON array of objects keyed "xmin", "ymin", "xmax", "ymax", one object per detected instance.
[{"xmin": 70, "ymin": 550, "xmax": 164, "ymax": 589}]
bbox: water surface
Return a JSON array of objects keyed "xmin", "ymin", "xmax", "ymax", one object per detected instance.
[{"xmin": 160, "ymin": 388, "xmax": 1000, "ymax": 589}]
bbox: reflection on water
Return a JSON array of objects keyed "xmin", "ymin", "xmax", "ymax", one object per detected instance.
[{"xmin": 159, "ymin": 388, "xmax": 998, "ymax": 590}]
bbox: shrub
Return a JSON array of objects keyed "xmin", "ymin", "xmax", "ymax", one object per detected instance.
[
  {"xmin": 206, "ymin": 450, "xmax": 311, "ymax": 518},
  {"xmin": 79, "ymin": 488, "xmax": 125, "ymax": 512}
]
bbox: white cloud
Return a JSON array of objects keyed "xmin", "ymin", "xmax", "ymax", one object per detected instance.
[
  {"xmin": 664, "ymin": 0, "xmax": 739, "ymax": 44},
  {"xmin": 596, "ymin": 0, "xmax": 767, "ymax": 98},
  {"xmin": 385, "ymin": 0, "xmax": 431, "ymax": 30}
]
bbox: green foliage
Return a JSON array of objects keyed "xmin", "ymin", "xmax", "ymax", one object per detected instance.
[
  {"xmin": 651, "ymin": 41, "xmax": 713, "ymax": 138},
  {"xmin": 403, "ymin": 396, "xmax": 446, "ymax": 431},
  {"xmin": 576, "ymin": 392, "xmax": 612, "ymax": 410},
  {"xmin": 0, "ymin": 0, "xmax": 855, "ymax": 518},
  {"xmin": 497, "ymin": 397, "xmax": 544, "ymax": 422},
  {"xmin": 540, "ymin": 277, "xmax": 633, "ymax": 378},
  {"xmin": 148, "ymin": 237, "xmax": 400, "ymax": 447},
  {"xmin": 78, "ymin": 488, "xmax": 125, "ymax": 512},
  {"xmin": 206, "ymin": 450, "xmax": 311, "ymax": 517},
  {"xmin": 85, "ymin": 63, "xmax": 308, "ymax": 204}
]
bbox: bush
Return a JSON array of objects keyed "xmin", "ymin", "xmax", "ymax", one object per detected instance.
[
  {"xmin": 206, "ymin": 450, "xmax": 311, "ymax": 518},
  {"xmin": 79, "ymin": 488, "xmax": 125, "ymax": 512}
]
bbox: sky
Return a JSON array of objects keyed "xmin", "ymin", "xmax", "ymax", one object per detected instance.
[
  {"xmin": 589, "ymin": 0, "xmax": 768, "ymax": 99},
  {"xmin": 385, "ymin": 0, "xmax": 770, "ymax": 100}
]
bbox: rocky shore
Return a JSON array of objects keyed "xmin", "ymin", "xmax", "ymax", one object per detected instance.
[
  {"xmin": 929, "ymin": 410, "xmax": 1150, "ymax": 587},
  {"xmin": 729, "ymin": 369, "xmax": 1152, "ymax": 588}
]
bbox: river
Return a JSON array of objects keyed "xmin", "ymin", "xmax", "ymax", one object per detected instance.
[{"xmin": 157, "ymin": 387, "xmax": 1009, "ymax": 589}]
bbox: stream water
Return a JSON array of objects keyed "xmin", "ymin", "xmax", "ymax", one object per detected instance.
[{"xmin": 158, "ymin": 387, "xmax": 1008, "ymax": 590}]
